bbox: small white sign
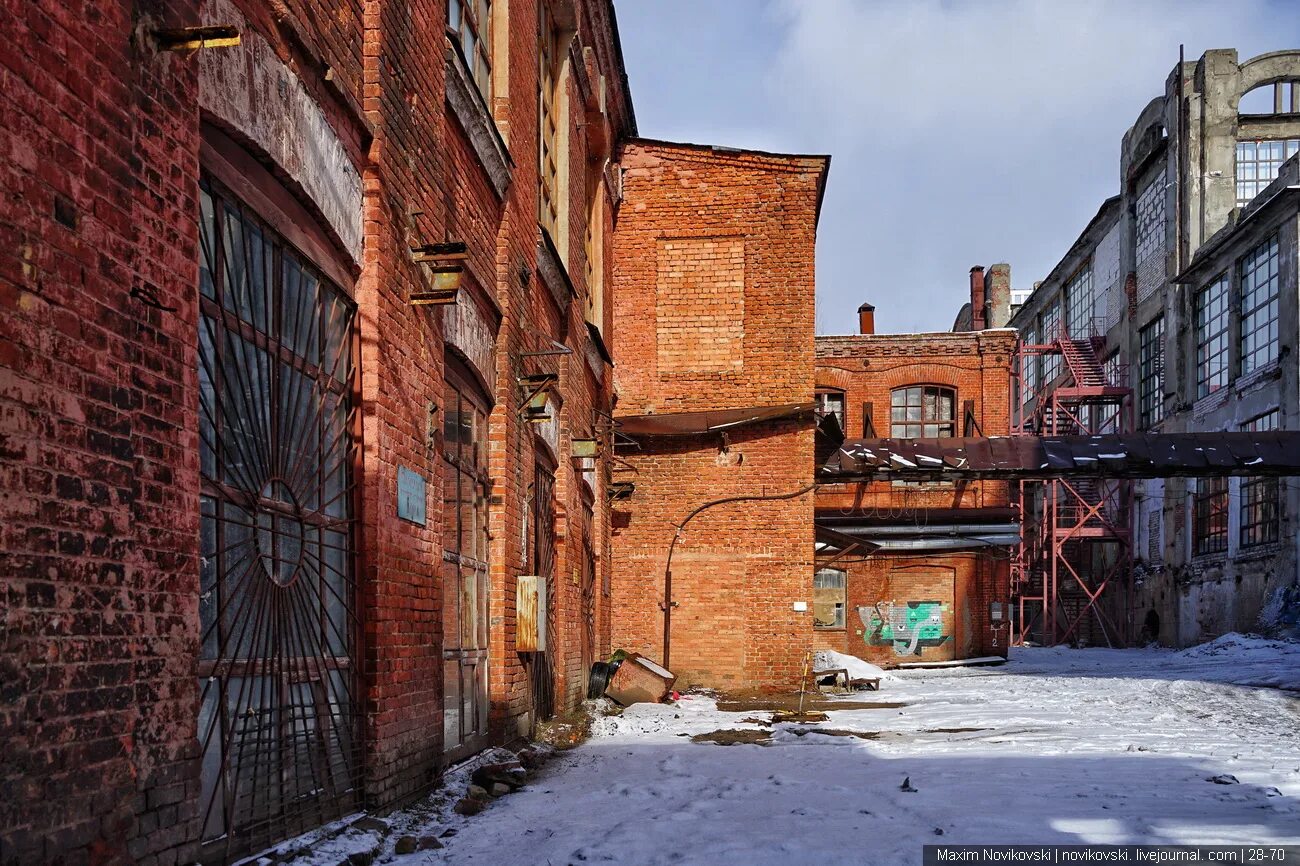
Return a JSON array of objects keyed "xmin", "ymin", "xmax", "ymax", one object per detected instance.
[{"xmin": 792, "ymin": 601, "xmax": 808, "ymax": 612}]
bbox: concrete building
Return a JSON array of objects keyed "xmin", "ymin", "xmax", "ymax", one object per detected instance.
[
  {"xmin": 1008, "ymin": 49, "xmax": 1300, "ymax": 647},
  {"xmin": 814, "ymin": 272, "xmax": 1017, "ymax": 667},
  {"xmin": 0, "ymin": 0, "xmax": 633, "ymax": 861}
]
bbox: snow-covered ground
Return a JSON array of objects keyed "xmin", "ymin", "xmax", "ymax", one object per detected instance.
[{"xmin": 291, "ymin": 638, "xmax": 1300, "ymax": 866}]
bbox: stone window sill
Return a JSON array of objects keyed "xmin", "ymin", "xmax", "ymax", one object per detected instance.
[{"xmin": 444, "ymin": 37, "xmax": 511, "ymax": 199}]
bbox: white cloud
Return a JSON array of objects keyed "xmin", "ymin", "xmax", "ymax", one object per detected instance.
[{"xmin": 761, "ymin": 0, "xmax": 1283, "ymax": 333}]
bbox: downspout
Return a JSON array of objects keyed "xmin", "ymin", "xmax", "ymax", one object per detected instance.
[{"xmin": 661, "ymin": 482, "xmax": 818, "ymax": 670}]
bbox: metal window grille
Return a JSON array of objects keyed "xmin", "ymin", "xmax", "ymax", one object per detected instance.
[
  {"xmin": 196, "ymin": 177, "xmax": 360, "ymax": 860},
  {"xmin": 1235, "ymin": 139, "xmax": 1300, "ymax": 206},
  {"xmin": 890, "ymin": 385, "xmax": 956, "ymax": 438},
  {"xmin": 449, "ymin": 0, "xmax": 492, "ymax": 99},
  {"xmin": 1195, "ymin": 273, "xmax": 1229, "ymax": 398},
  {"xmin": 1240, "ymin": 410, "xmax": 1281, "ymax": 548},
  {"xmin": 813, "ymin": 568, "xmax": 846, "ymax": 630},
  {"xmin": 1138, "ymin": 315, "xmax": 1164, "ymax": 427},
  {"xmin": 1239, "ymin": 233, "xmax": 1280, "ymax": 376},
  {"xmin": 1064, "ymin": 264, "xmax": 1094, "ymax": 338},
  {"xmin": 1021, "ymin": 325, "xmax": 1038, "ymax": 403},
  {"xmin": 1193, "ymin": 476, "xmax": 1229, "ymax": 556},
  {"xmin": 1135, "ymin": 178, "xmax": 1166, "ymax": 264}
]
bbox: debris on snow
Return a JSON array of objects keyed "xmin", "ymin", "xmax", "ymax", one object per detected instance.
[{"xmin": 813, "ymin": 649, "xmax": 900, "ymax": 684}]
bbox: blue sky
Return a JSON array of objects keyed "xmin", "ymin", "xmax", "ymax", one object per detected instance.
[{"xmin": 613, "ymin": 0, "xmax": 1300, "ymax": 335}]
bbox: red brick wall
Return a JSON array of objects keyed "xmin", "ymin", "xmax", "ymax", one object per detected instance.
[
  {"xmin": 609, "ymin": 420, "xmax": 815, "ymax": 688},
  {"xmin": 814, "ymin": 329, "xmax": 1016, "ymax": 666},
  {"xmin": 0, "ymin": 1, "xmax": 204, "ymax": 862},
  {"xmin": 612, "ymin": 141, "xmax": 827, "ymax": 414},
  {"xmin": 609, "ymin": 142, "xmax": 827, "ymax": 689}
]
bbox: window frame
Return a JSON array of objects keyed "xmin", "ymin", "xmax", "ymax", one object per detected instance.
[
  {"xmin": 890, "ymin": 384, "xmax": 956, "ymax": 439},
  {"xmin": 813, "ymin": 567, "xmax": 847, "ymax": 630},
  {"xmin": 448, "ymin": 0, "xmax": 493, "ymax": 101},
  {"xmin": 1039, "ymin": 303, "xmax": 1062, "ymax": 382},
  {"xmin": 817, "ymin": 388, "xmax": 846, "ymax": 430},
  {"xmin": 1194, "ymin": 272, "xmax": 1230, "ymax": 398},
  {"xmin": 1138, "ymin": 315, "xmax": 1164, "ymax": 427},
  {"xmin": 1239, "ymin": 410, "xmax": 1281, "ymax": 548},
  {"xmin": 1064, "ymin": 263, "xmax": 1094, "ymax": 339},
  {"xmin": 1238, "ymin": 233, "xmax": 1280, "ymax": 376},
  {"xmin": 1134, "ymin": 177, "xmax": 1166, "ymax": 264},
  {"xmin": 1193, "ymin": 476, "xmax": 1229, "ymax": 556},
  {"xmin": 538, "ymin": 1, "xmax": 561, "ymax": 236},
  {"xmin": 1235, "ymin": 139, "xmax": 1300, "ymax": 207}
]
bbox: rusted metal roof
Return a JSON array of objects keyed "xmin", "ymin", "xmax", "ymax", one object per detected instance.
[
  {"xmin": 617, "ymin": 403, "xmax": 814, "ymax": 437},
  {"xmin": 821, "ymin": 432, "xmax": 1300, "ymax": 481}
]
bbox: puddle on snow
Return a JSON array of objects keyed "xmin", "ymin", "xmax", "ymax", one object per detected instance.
[{"xmin": 690, "ymin": 729, "xmax": 773, "ymax": 746}]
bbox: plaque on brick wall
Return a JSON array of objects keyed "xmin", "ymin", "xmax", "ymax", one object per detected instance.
[{"xmin": 397, "ymin": 466, "xmax": 427, "ymax": 525}]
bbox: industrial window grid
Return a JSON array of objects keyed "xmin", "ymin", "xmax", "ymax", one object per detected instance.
[
  {"xmin": 813, "ymin": 568, "xmax": 847, "ymax": 630},
  {"xmin": 440, "ymin": 366, "xmax": 492, "ymax": 757},
  {"xmin": 1134, "ymin": 177, "xmax": 1166, "ymax": 264},
  {"xmin": 1194, "ymin": 273, "xmax": 1229, "ymax": 398},
  {"xmin": 1239, "ymin": 233, "xmax": 1280, "ymax": 376},
  {"xmin": 538, "ymin": 2, "xmax": 560, "ymax": 235},
  {"xmin": 449, "ymin": 0, "xmax": 492, "ymax": 100},
  {"xmin": 1138, "ymin": 315, "xmax": 1165, "ymax": 427},
  {"xmin": 1021, "ymin": 324, "xmax": 1038, "ymax": 403},
  {"xmin": 1240, "ymin": 409, "xmax": 1281, "ymax": 548},
  {"xmin": 890, "ymin": 385, "xmax": 956, "ymax": 439},
  {"xmin": 1102, "ymin": 351, "xmax": 1121, "ymax": 386},
  {"xmin": 1193, "ymin": 476, "xmax": 1229, "ymax": 556},
  {"xmin": 1064, "ymin": 264, "xmax": 1094, "ymax": 339},
  {"xmin": 1039, "ymin": 303, "xmax": 1062, "ymax": 382},
  {"xmin": 1235, "ymin": 139, "xmax": 1300, "ymax": 206},
  {"xmin": 196, "ymin": 176, "xmax": 360, "ymax": 856}
]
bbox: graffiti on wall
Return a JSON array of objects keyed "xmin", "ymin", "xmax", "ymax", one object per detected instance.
[{"xmin": 860, "ymin": 601, "xmax": 950, "ymax": 656}]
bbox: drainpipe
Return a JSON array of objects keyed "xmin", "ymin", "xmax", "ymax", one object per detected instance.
[{"xmin": 661, "ymin": 483, "xmax": 818, "ymax": 670}]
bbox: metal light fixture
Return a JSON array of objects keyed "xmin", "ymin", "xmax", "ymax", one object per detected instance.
[
  {"xmin": 519, "ymin": 373, "xmax": 558, "ymax": 423},
  {"xmin": 409, "ymin": 241, "xmax": 467, "ymax": 306},
  {"xmin": 571, "ymin": 438, "xmax": 600, "ymax": 458}
]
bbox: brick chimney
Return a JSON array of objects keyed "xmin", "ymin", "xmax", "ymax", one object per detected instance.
[
  {"xmin": 969, "ymin": 266, "xmax": 986, "ymax": 331},
  {"xmin": 985, "ymin": 263, "xmax": 1011, "ymax": 328},
  {"xmin": 857, "ymin": 302, "xmax": 875, "ymax": 335}
]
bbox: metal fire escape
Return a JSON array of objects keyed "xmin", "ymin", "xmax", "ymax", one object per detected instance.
[{"xmin": 1011, "ymin": 322, "xmax": 1134, "ymax": 647}]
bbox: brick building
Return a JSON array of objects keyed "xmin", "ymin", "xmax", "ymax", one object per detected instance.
[
  {"xmin": 0, "ymin": 0, "xmax": 632, "ymax": 861},
  {"xmin": 813, "ymin": 274, "xmax": 1017, "ymax": 666},
  {"xmin": 606, "ymin": 140, "xmax": 829, "ymax": 689}
]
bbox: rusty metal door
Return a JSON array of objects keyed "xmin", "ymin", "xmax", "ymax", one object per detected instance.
[{"xmin": 196, "ymin": 177, "xmax": 361, "ymax": 863}]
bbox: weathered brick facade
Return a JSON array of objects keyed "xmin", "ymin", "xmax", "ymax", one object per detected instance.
[
  {"xmin": 608, "ymin": 141, "xmax": 829, "ymax": 689},
  {"xmin": 1, "ymin": 0, "xmax": 631, "ymax": 861},
  {"xmin": 815, "ymin": 328, "xmax": 1017, "ymax": 666}
]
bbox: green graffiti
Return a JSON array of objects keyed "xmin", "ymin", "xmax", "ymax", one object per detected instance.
[{"xmin": 860, "ymin": 600, "xmax": 950, "ymax": 656}]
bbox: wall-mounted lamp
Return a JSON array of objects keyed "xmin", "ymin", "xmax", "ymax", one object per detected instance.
[
  {"xmin": 409, "ymin": 242, "xmax": 467, "ymax": 306},
  {"xmin": 571, "ymin": 438, "xmax": 601, "ymax": 459},
  {"xmin": 519, "ymin": 373, "xmax": 558, "ymax": 423},
  {"xmin": 608, "ymin": 481, "xmax": 635, "ymax": 501}
]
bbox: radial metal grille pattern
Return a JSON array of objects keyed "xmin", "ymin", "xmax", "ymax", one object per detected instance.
[{"xmin": 196, "ymin": 177, "xmax": 360, "ymax": 861}]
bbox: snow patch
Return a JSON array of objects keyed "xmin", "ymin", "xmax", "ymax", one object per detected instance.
[{"xmin": 813, "ymin": 649, "xmax": 900, "ymax": 682}]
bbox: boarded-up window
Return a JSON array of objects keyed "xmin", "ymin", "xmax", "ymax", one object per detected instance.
[
  {"xmin": 656, "ymin": 237, "xmax": 744, "ymax": 373},
  {"xmin": 813, "ymin": 568, "xmax": 846, "ymax": 629}
]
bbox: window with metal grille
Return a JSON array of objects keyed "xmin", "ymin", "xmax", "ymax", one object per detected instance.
[
  {"xmin": 890, "ymin": 385, "xmax": 956, "ymax": 438},
  {"xmin": 538, "ymin": 2, "xmax": 560, "ymax": 235},
  {"xmin": 1138, "ymin": 315, "xmax": 1164, "ymax": 427},
  {"xmin": 441, "ymin": 362, "xmax": 492, "ymax": 758},
  {"xmin": 449, "ymin": 0, "xmax": 492, "ymax": 100},
  {"xmin": 1239, "ymin": 233, "xmax": 1280, "ymax": 376},
  {"xmin": 1195, "ymin": 273, "xmax": 1229, "ymax": 397},
  {"xmin": 196, "ymin": 176, "xmax": 359, "ymax": 857},
  {"xmin": 1235, "ymin": 139, "xmax": 1300, "ymax": 206},
  {"xmin": 1064, "ymin": 264, "xmax": 1094, "ymax": 338},
  {"xmin": 1240, "ymin": 410, "xmax": 1280, "ymax": 548},
  {"xmin": 813, "ymin": 568, "xmax": 846, "ymax": 629},
  {"xmin": 1135, "ymin": 178, "xmax": 1166, "ymax": 264},
  {"xmin": 1039, "ymin": 303, "xmax": 1062, "ymax": 382},
  {"xmin": 1193, "ymin": 476, "xmax": 1229, "ymax": 556}
]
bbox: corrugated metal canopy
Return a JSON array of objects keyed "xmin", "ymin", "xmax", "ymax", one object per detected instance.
[{"xmin": 821, "ymin": 432, "xmax": 1300, "ymax": 481}]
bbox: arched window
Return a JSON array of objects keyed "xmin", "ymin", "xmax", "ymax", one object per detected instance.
[{"xmin": 890, "ymin": 385, "xmax": 956, "ymax": 438}]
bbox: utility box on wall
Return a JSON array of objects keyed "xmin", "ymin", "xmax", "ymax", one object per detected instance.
[{"xmin": 517, "ymin": 576, "xmax": 547, "ymax": 652}]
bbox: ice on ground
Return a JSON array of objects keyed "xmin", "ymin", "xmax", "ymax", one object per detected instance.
[
  {"xmin": 813, "ymin": 648, "xmax": 900, "ymax": 682},
  {"xmin": 288, "ymin": 636, "xmax": 1300, "ymax": 866}
]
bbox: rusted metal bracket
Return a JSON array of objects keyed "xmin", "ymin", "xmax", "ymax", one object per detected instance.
[
  {"xmin": 155, "ymin": 26, "xmax": 240, "ymax": 51},
  {"xmin": 409, "ymin": 242, "xmax": 466, "ymax": 305},
  {"xmin": 519, "ymin": 372, "xmax": 558, "ymax": 422}
]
